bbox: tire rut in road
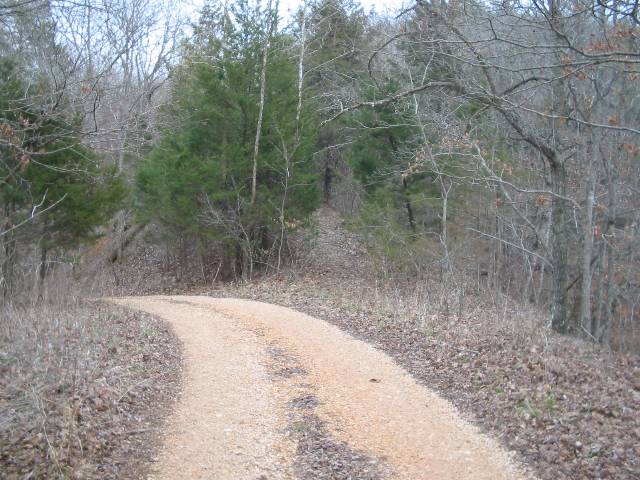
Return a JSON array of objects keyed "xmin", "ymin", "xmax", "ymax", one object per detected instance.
[
  {"xmin": 108, "ymin": 296, "xmax": 532, "ymax": 480},
  {"xmin": 263, "ymin": 341, "xmax": 391, "ymax": 480}
]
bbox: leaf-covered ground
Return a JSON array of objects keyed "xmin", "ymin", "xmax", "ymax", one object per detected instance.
[
  {"xmin": 105, "ymin": 207, "xmax": 640, "ymax": 479},
  {"xmin": 214, "ymin": 278, "xmax": 639, "ymax": 480},
  {"xmin": 0, "ymin": 303, "xmax": 182, "ymax": 479},
  {"xmin": 208, "ymin": 208, "xmax": 639, "ymax": 480}
]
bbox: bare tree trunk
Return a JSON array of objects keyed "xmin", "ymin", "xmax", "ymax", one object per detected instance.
[
  {"xmin": 580, "ymin": 174, "xmax": 596, "ymax": 336},
  {"xmin": 250, "ymin": 0, "xmax": 274, "ymax": 206},
  {"xmin": 277, "ymin": 165, "xmax": 289, "ymax": 274},
  {"xmin": 550, "ymin": 162, "xmax": 570, "ymax": 333},
  {"xmin": 37, "ymin": 247, "xmax": 48, "ymax": 295},
  {"xmin": 295, "ymin": 0, "xmax": 306, "ymax": 138},
  {"xmin": 323, "ymin": 155, "xmax": 333, "ymax": 204},
  {"xmin": 402, "ymin": 178, "xmax": 416, "ymax": 232},
  {"xmin": 535, "ymin": 212, "xmax": 552, "ymax": 305},
  {"xmin": 1, "ymin": 233, "xmax": 16, "ymax": 298},
  {"xmin": 440, "ymin": 180, "xmax": 452, "ymax": 272},
  {"xmin": 276, "ymin": 0, "xmax": 306, "ymax": 274},
  {"xmin": 113, "ymin": 127, "xmax": 129, "ymax": 262},
  {"xmin": 599, "ymin": 240, "xmax": 614, "ymax": 343},
  {"xmin": 596, "ymin": 148, "xmax": 617, "ymax": 342}
]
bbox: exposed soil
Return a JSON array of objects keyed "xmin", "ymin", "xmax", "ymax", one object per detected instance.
[{"xmin": 109, "ymin": 296, "xmax": 530, "ymax": 480}]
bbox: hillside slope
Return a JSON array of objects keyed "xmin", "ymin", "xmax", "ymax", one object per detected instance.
[
  {"xmin": 105, "ymin": 207, "xmax": 639, "ymax": 479},
  {"xmin": 212, "ymin": 208, "xmax": 640, "ymax": 480}
]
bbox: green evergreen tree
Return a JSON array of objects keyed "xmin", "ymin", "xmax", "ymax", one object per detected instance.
[
  {"xmin": 0, "ymin": 59, "xmax": 126, "ymax": 291},
  {"xmin": 136, "ymin": 1, "xmax": 319, "ymax": 277},
  {"xmin": 304, "ymin": 0, "xmax": 369, "ymax": 202}
]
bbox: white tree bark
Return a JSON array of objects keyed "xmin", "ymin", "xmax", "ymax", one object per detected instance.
[
  {"xmin": 251, "ymin": 0, "xmax": 274, "ymax": 206},
  {"xmin": 295, "ymin": 0, "xmax": 307, "ymax": 141},
  {"xmin": 580, "ymin": 168, "xmax": 596, "ymax": 335}
]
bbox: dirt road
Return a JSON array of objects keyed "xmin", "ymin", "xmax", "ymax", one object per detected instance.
[{"xmin": 108, "ymin": 296, "xmax": 530, "ymax": 480}]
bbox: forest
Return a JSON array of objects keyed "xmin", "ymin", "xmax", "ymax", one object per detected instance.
[
  {"xmin": 1, "ymin": 0, "xmax": 639, "ymax": 478},
  {"xmin": 2, "ymin": 0, "xmax": 639, "ymax": 344}
]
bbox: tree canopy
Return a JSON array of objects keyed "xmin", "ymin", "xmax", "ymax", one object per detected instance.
[{"xmin": 136, "ymin": 0, "xmax": 320, "ymax": 276}]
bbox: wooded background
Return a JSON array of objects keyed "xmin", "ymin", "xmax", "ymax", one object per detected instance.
[{"xmin": 1, "ymin": 0, "xmax": 639, "ymax": 351}]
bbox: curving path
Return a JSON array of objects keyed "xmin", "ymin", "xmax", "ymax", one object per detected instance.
[{"xmin": 108, "ymin": 296, "xmax": 531, "ymax": 480}]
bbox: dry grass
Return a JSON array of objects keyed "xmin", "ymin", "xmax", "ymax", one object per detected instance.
[
  {"xmin": 2, "ymin": 302, "xmax": 106, "ymax": 476},
  {"xmin": 207, "ymin": 273, "xmax": 639, "ymax": 480},
  {"xmin": 198, "ymin": 206, "xmax": 639, "ymax": 480},
  {"xmin": 89, "ymin": 205, "xmax": 639, "ymax": 479},
  {"xmin": 0, "ymin": 271, "xmax": 181, "ymax": 479}
]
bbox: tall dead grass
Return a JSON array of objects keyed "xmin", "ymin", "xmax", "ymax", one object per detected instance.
[
  {"xmin": 1, "ymin": 265, "xmax": 112, "ymax": 473},
  {"xmin": 0, "ymin": 261, "xmax": 177, "ymax": 478},
  {"xmin": 315, "ymin": 267, "xmax": 548, "ymax": 348}
]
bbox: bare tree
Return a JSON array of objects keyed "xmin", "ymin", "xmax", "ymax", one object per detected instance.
[{"xmin": 323, "ymin": 0, "xmax": 640, "ymax": 341}]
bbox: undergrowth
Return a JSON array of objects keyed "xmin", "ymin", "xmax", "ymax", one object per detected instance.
[{"xmin": 0, "ymin": 272, "xmax": 181, "ymax": 479}]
